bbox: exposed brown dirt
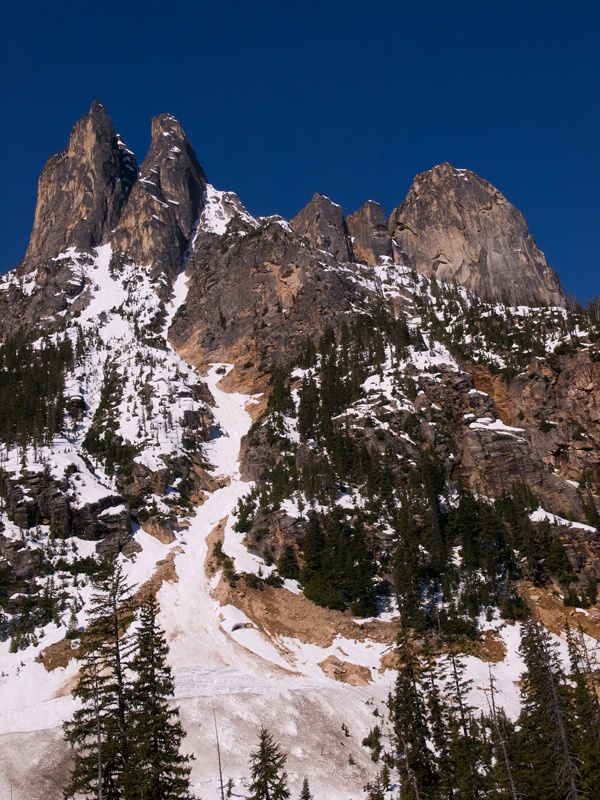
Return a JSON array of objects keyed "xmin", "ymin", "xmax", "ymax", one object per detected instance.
[
  {"xmin": 207, "ymin": 515, "xmax": 399, "ymax": 659},
  {"xmin": 318, "ymin": 655, "xmax": 373, "ymax": 686},
  {"xmin": 38, "ymin": 548, "xmax": 182, "ymax": 673},
  {"xmin": 460, "ymin": 628, "xmax": 508, "ymax": 663},
  {"xmin": 37, "ymin": 638, "xmax": 83, "ymax": 672},
  {"xmin": 518, "ymin": 580, "xmax": 600, "ymax": 640}
]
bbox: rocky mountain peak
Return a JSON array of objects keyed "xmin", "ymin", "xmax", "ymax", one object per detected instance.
[
  {"xmin": 346, "ymin": 200, "xmax": 392, "ymax": 266},
  {"xmin": 390, "ymin": 162, "xmax": 565, "ymax": 306},
  {"xmin": 150, "ymin": 112, "xmax": 187, "ymax": 140},
  {"xmin": 111, "ymin": 113, "xmax": 207, "ymax": 288},
  {"xmin": 21, "ymin": 101, "xmax": 137, "ymax": 273},
  {"xmin": 291, "ymin": 193, "xmax": 353, "ymax": 263}
]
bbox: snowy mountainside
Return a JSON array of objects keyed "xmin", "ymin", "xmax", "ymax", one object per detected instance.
[{"xmin": 1, "ymin": 102, "xmax": 600, "ymax": 799}]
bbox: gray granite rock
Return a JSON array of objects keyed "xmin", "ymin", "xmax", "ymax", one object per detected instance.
[
  {"xmin": 291, "ymin": 193, "xmax": 353, "ymax": 263},
  {"xmin": 21, "ymin": 101, "xmax": 136, "ymax": 272},
  {"xmin": 390, "ymin": 162, "xmax": 565, "ymax": 306}
]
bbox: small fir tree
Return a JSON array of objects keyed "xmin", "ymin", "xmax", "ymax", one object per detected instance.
[
  {"xmin": 247, "ymin": 727, "xmax": 290, "ymax": 800},
  {"xmin": 298, "ymin": 776, "xmax": 313, "ymax": 800}
]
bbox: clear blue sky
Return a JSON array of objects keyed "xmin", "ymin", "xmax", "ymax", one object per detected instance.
[{"xmin": 1, "ymin": 1, "xmax": 598, "ymax": 300}]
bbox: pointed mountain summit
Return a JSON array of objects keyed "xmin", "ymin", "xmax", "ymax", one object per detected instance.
[
  {"xmin": 111, "ymin": 112, "xmax": 207, "ymax": 286},
  {"xmin": 390, "ymin": 162, "xmax": 565, "ymax": 306},
  {"xmin": 22, "ymin": 101, "xmax": 137, "ymax": 272},
  {"xmin": 291, "ymin": 193, "xmax": 353, "ymax": 263}
]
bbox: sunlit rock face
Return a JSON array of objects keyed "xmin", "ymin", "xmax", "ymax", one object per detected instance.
[
  {"xmin": 22, "ymin": 101, "xmax": 137, "ymax": 273},
  {"xmin": 390, "ymin": 162, "xmax": 565, "ymax": 307}
]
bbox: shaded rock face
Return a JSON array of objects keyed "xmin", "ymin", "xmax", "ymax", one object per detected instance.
[
  {"xmin": 291, "ymin": 193, "xmax": 353, "ymax": 263},
  {"xmin": 169, "ymin": 213, "xmax": 361, "ymax": 375},
  {"xmin": 406, "ymin": 364, "xmax": 583, "ymax": 520},
  {"xmin": 111, "ymin": 113, "xmax": 207, "ymax": 288},
  {"xmin": 390, "ymin": 162, "xmax": 565, "ymax": 306},
  {"xmin": 466, "ymin": 354, "xmax": 600, "ymax": 499},
  {"xmin": 346, "ymin": 200, "xmax": 392, "ymax": 266},
  {"xmin": 21, "ymin": 101, "xmax": 137, "ymax": 273},
  {"xmin": 0, "ymin": 251, "xmax": 93, "ymax": 339}
]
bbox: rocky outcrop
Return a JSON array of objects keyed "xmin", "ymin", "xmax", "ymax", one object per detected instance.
[
  {"xmin": 71, "ymin": 497, "xmax": 130, "ymax": 549},
  {"xmin": 141, "ymin": 515, "xmax": 178, "ymax": 544},
  {"xmin": 291, "ymin": 193, "xmax": 353, "ymax": 263},
  {"xmin": 0, "ymin": 468, "xmax": 130, "ymax": 546},
  {"xmin": 21, "ymin": 102, "xmax": 136, "ymax": 273},
  {"xmin": 346, "ymin": 200, "xmax": 392, "ymax": 266},
  {"xmin": 390, "ymin": 162, "xmax": 565, "ymax": 306},
  {"xmin": 465, "ymin": 353, "xmax": 600, "ymax": 497},
  {"xmin": 0, "ymin": 469, "xmax": 71, "ymax": 532},
  {"xmin": 111, "ymin": 114, "xmax": 207, "ymax": 289},
  {"xmin": 169, "ymin": 214, "xmax": 361, "ymax": 375},
  {"xmin": 460, "ymin": 425, "xmax": 582, "ymax": 519},
  {"xmin": 0, "ymin": 535, "xmax": 36, "ymax": 581}
]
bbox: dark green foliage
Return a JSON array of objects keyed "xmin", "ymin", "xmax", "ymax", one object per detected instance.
[
  {"xmin": 125, "ymin": 596, "xmax": 194, "ymax": 800},
  {"xmin": 63, "ymin": 556, "xmax": 135, "ymax": 800},
  {"xmin": 0, "ymin": 333, "xmax": 74, "ymax": 449},
  {"xmin": 82, "ymin": 364, "xmax": 141, "ymax": 478},
  {"xmin": 277, "ymin": 545, "xmax": 300, "ymax": 581},
  {"xmin": 233, "ymin": 492, "xmax": 257, "ymax": 534},
  {"xmin": 412, "ymin": 276, "xmax": 583, "ymax": 377},
  {"xmin": 267, "ymin": 368, "xmax": 294, "ymax": 416},
  {"xmin": 513, "ymin": 618, "xmax": 580, "ymax": 800},
  {"xmin": 64, "ymin": 562, "xmax": 195, "ymax": 800},
  {"xmin": 566, "ymin": 624, "xmax": 600, "ymax": 797},
  {"xmin": 389, "ymin": 631, "xmax": 526, "ymax": 800},
  {"xmin": 247, "ymin": 727, "xmax": 290, "ymax": 800},
  {"xmin": 362, "ymin": 724, "xmax": 383, "ymax": 763},
  {"xmin": 298, "ymin": 776, "xmax": 313, "ymax": 800},
  {"xmin": 300, "ymin": 510, "xmax": 377, "ymax": 616}
]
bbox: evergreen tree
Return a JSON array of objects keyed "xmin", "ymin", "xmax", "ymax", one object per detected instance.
[
  {"xmin": 298, "ymin": 776, "xmax": 313, "ymax": 800},
  {"xmin": 566, "ymin": 624, "xmax": 600, "ymax": 797},
  {"xmin": 125, "ymin": 596, "xmax": 195, "ymax": 800},
  {"xmin": 247, "ymin": 727, "xmax": 290, "ymax": 800},
  {"xmin": 485, "ymin": 670, "xmax": 519, "ymax": 800},
  {"xmin": 514, "ymin": 618, "xmax": 581, "ymax": 800},
  {"xmin": 63, "ymin": 556, "xmax": 135, "ymax": 800},
  {"xmin": 388, "ymin": 632, "xmax": 438, "ymax": 799}
]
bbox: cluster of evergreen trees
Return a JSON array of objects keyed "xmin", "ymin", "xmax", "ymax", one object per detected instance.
[
  {"xmin": 63, "ymin": 558, "xmax": 194, "ymax": 800},
  {"xmin": 388, "ymin": 618, "xmax": 600, "ymax": 800},
  {"xmin": 237, "ymin": 305, "xmax": 590, "ymax": 625},
  {"xmin": 0, "ymin": 332, "xmax": 75, "ymax": 450},
  {"xmin": 411, "ymin": 275, "xmax": 600, "ymax": 376},
  {"xmin": 63, "ymin": 558, "xmax": 317, "ymax": 800}
]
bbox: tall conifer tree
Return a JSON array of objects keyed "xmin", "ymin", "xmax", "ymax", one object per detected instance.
[
  {"xmin": 247, "ymin": 727, "xmax": 290, "ymax": 800},
  {"xmin": 125, "ymin": 596, "xmax": 194, "ymax": 800},
  {"xmin": 63, "ymin": 555, "xmax": 135, "ymax": 799}
]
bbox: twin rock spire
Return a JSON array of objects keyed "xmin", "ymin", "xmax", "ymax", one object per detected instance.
[
  {"xmin": 22, "ymin": 102, "xmax": 207, "ymax": 287},
  {"xmin": 22, "ymin": 102, "xmax": 565, "ymax": 307}
]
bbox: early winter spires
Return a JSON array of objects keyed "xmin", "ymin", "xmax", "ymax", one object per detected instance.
[{"xmin": 22, "ymin": 101, "xmax": 137, "ymax": 273}]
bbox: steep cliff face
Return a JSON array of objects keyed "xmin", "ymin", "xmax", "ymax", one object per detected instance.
[
  {"xmin": 346, "ymin": 200, "xmax": 393, "ymax": 266},
  {"xmin": 169, "ymin": 199, "xmax": 360, "ymax": 377},
  {"xmin": 291, "ymin": 193, "xmax": 353, "ymax": 263},
  {"xmin": 111, "ymin": 113, "xmax": 207, "ymax": 287},
  {"xmin": 21, "ymin": 101, "xmax": 136, "ymax": 272},
  {"xmin": 389, "ymin": 162, "xmax": 565, "ymax": 306}
]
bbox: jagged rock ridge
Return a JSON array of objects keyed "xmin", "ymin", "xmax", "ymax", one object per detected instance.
[{"xmin": 111, "ymin": 113, "xmax": 207, "ymax": 287}]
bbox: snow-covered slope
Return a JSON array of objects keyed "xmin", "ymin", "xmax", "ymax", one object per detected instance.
[{"xmin": 1, "ymin": 227, "xmax": 599, "ymax": 799}]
